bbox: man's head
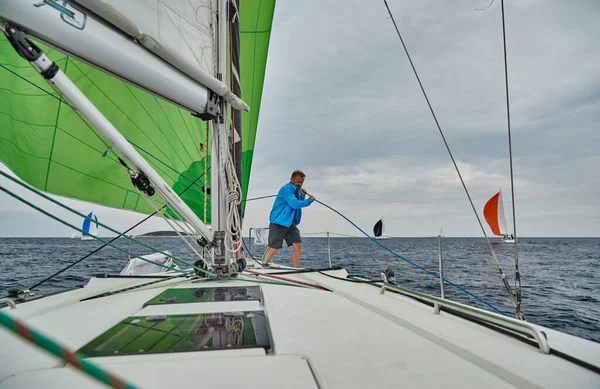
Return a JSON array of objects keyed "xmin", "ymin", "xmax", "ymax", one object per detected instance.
[{"xmin": 290, "ymin": 170, "xmax": 305, "ymax": 188}]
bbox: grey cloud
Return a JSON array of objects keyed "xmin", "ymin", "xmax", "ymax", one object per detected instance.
[{"xmin": 1, "ymin": 0, "xmax": 599, "ymax": 238}]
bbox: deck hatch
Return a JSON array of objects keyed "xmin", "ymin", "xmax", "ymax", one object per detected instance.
[
  {"xmin": 143, "ymin": 286, "xmax": 261, "ymax": 306},
  {"xmin": 78, "ymin": 310, "xmax": 269, "ymax": 357}
]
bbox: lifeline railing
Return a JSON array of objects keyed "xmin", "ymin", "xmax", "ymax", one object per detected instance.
[
  {"xmin": 248, "ymin": 228, "xmax": 360, "ymax": 267},
  {"xmin": 378, "ymin": 282, "xmax": 550, "ymax": 354}
]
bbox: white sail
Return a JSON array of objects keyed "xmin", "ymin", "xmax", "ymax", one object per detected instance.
[
  {"xmin": 76, "ymin": 0, "xmax": 248, "ymax": 110},
  {"xmin": 497, "ymin": 190, "xmax": 508, "ymax": 236},
  {"xmin": 251, "ymin": 228, "xmax": 269, "ymax": 246},
  {"xmin": 76, "ymin": 0, "xmax": 216, "ymax": 75}
]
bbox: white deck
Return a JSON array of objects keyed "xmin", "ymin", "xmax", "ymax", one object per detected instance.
[{"xmin": 1, "ymin": 266, "xmax": 599, "ymax": 388}]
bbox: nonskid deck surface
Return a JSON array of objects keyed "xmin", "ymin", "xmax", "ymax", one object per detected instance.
[{"xmin": 1, "ymin": 265, "xmax": 599, "ymax": 388}]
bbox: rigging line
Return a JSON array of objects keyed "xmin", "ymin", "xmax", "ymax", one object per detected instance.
[
  {"xmin": 500, "ymin": 0, "xmax": 523, "ymax": 318},
  {"xmin": 243, "ymin": 269, "xmax": 330, "ymax": 291},
  {"xmin": 0, "ymin": 173, "xmax": 215, "ymax": 277},
  {"xmin": 269, "ymin": 266, "xmax": 344, "ymax": 275},
  {"xmin": 315, "ymin": 198, "xmax": 507, "ymax": 316},
  {"xmin": 319, "ymin": 271, "xmax": 382, "ymax": 284},
  {"xmin": 128, "ymin": 140, "xmax": 205, "ymax": 190},
  {"xmin": 0, "ymin": 311, "xmax": 139, "ymax": 389},
  {"xmin": 1, "ymin": 63, "xmax": 205, "ymax": 189},
  {"xmin": 66, "ymin": 61, "xmax": 178, "ymax": 167},
  {"xmin": 141, "ymin": 193, "xmax": 211, "ymax": 270},
  {"xmin": 244, "ymin": 194, "xmax": 276, "ymax": 202},
  {"xmin": 0, "ymin": 63, "xmax": 66, "ymax": 103},
  {"xmin": 24, "ymin": 61, "xmax": 115, "ymax": 157},
  {"xmin": 22, "ymin": 168, "xmax": 210, "ymax": 290},
  {"xmin": 80, "ymin": 273, "xmax": 191, "ymax": 302},
  {"xmin": 241, "ymin": 236, "xmax": 267, "ymax": 267},
  {"xmin": 475, "ymin": 0, "xmax": 496, "ymax": 11},
  {"xmin": 0, "ymin": 184, "xmax": 207, "ymax": 281},
  {"xmin": 382, "ymin": 0, "xmax": 520, "ymax": 317}
]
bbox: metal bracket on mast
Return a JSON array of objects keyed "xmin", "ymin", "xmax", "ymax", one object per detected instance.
[{"xmin": 194, "ymin": 90, "xmax": 222, "ymax": 122}]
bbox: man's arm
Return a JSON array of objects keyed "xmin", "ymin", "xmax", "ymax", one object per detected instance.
[{"xmin": 281, "ymin": 186, "xmax": 313, "ymax": 209}]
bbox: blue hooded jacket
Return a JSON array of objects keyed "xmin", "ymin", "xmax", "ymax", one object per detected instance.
[{"xmin": 269, "ymin": 182, "xmax": 313, "ymax": 227}]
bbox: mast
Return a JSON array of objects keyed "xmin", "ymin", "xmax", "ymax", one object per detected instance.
[{"xmin": 206, "ymin": 0, "xmax": 233, "ymax": 273}]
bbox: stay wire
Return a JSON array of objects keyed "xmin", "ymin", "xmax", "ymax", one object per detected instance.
[
  {"xmin": 382, "ymin": 0, "xmax": 520, "ymax": 318},
  {"xmin": 0, "ymin": 184, "xmax": 203, "ymax": 279},
  {"xmin": 500, "ymin": 0, "xmax": 523, "ymax": 319}
]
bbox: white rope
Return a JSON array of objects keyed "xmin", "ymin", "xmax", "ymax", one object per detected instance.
[{"xmin": 224, "ymin": 156, "xmax": 242, "ymax": 253}]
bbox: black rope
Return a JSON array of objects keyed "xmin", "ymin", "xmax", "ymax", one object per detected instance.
[
  {"xmin": 241, "ymin": 236, "xmax": 267, "ymax": 267},
  {"xmin": 267, "ymin": 266, "xmax": 343, "ymax": 275},
  {"xmin": 29, "ymin": 168, "xmax": 210, "ymax": 290},
  {"xmin": 319, "ymin": 271, "xmax": 381, "ymax": 284}
]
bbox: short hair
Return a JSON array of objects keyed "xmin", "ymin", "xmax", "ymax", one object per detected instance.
[{"xmin": 291, "ymin": 170, "xmax": 305, "ymax": 179}]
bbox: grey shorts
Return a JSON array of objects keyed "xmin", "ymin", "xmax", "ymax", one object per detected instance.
[{"xmin": 268, "ymin": 223, "xmax": 301, "ymax": 249}]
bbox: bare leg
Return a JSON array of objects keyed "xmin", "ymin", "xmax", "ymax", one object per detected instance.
[
  {"xmin": 292, "ymin": 242, "xmax": 302, "ymax": 268},
  {"xmin": 262, "ymin": 247, "xmax": 278, "ymax": 265}
]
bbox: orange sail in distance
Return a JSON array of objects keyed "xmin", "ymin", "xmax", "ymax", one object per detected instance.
[{"xmin": 483, "ymin": 191, "xmax": 507, "ymax": 236}]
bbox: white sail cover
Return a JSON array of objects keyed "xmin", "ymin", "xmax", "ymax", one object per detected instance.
[
  {"xmin": 76, "ymin": 0, "xmax": 214, "ymax": 73},
  {"xmin": 75, "ymin": 0, "xmax": 249, "ymax": 110},
  {"xmin": 120, "ymin": 251, "xmax": 179, "ymax": 275},
  {"xmin": 251, "ymin": 228, "xmax": 269, "ymax": 246}
]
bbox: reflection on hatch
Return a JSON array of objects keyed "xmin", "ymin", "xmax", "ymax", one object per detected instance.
[
  {"xmin": 79, "ymin": 311, "xmax": 269, "ymax": 357},
  {"xmin": 144, "ymin": 286, "xmax": 261, "ymax": 306}
]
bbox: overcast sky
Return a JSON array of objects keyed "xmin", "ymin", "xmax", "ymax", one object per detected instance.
[{"xmin": 1, "ymin": 0, "xmax": 599, "ymax": 237}]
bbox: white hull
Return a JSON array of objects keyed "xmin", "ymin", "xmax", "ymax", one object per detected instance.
[
  {"xmin": 1, "ymin": 262, "xmax": 599, "ymax": 388},
  {"xmin": 81, "ymin": 235, "xmax": 96, "ymax": 241},
  {"xmin": 375, "ymin": 235, "xmax": 391, "ymax": 240}
]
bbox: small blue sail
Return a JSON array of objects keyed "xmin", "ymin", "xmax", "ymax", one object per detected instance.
[{"xmin": 82, "ymin": 212, "xmax": 93, "ymax": 236}]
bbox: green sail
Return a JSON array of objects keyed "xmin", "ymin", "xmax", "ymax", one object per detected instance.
[
  {"xmin": 240, "ymin": 0, "xmax": 276, "ymax": 214},
  {"xmin": 0, "ymin": 0, "xmax": 275, "ymax": 223}
]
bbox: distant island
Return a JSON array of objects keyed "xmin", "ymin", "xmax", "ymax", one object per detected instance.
[{"xmin": 140, "ymin": 230, "xmax": 191, "ymax": 237}]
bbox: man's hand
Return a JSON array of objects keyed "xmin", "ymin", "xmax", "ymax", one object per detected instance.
[
  {"xmin": 309, "ymin": 195, "xmax": 315, "ymax": 201},
  {"xmin": 300, "ymin": 189, "xmax": 307, "ymax": 196}
]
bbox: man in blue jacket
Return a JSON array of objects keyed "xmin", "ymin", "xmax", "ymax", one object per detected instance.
[{"xmin": 262, "ymin": 170, "xmax": 315, "ymax": 268}]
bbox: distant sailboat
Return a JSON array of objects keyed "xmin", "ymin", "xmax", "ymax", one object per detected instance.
[
  {"xmin": 81, "ymin": 212, "xmax": 99, "ymax": 241},
  {"xmin": 483, "ymin": 190, "xmax": 514, "ymax": 243},
  {"xmin": 250, "ymin": 228, "xmax": 269, "ymax": 246},
  {"xmin": 373, "ymin": 218, "xmax": 391, "ymax": 240}
]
